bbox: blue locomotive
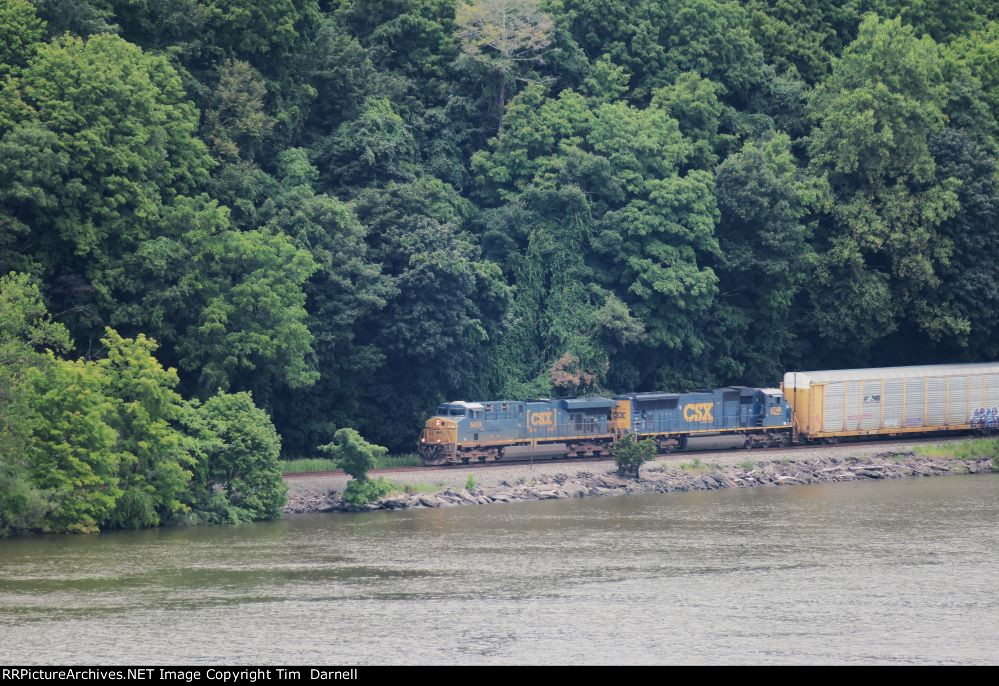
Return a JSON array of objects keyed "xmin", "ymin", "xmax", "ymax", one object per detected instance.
[{"xmin": 418, "ymin": 387, "xmax": 792, "ymax": 465}]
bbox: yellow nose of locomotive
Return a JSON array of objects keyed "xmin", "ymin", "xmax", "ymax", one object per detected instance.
[
  {"xmin": 420, "ymin": 416, "xmax": 458, "ymax": 444},
  {"xmin": 418, "ymin": 416, "xmax": 458, "ymax": 465}
]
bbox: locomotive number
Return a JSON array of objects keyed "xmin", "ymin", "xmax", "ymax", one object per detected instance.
[
  {"xmin": 529, "ymin": 411, "xmax": 555, "ymax": 426},
  {"xmin": 683, "ymin": 403, "xmax": 714, "ymax": 422},
  {"xmin": 769, "ymin": 406, "xmax": 783, "ymax": 416}
]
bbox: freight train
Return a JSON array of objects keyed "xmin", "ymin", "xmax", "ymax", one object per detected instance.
[{"xmin": 417, "ymin": 362, "xmax": 999, "ymax": 466}]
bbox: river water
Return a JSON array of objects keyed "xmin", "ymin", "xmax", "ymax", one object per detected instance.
[{"xmin": 1, "ymin": 475, "xmax": 997, "ymax": 665}]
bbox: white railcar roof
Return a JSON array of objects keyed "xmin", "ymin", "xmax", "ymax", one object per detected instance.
[
  {"xmin": 449, "ymin": 401, "xmax": 486, "ymax": 410},
  {"xmin": 784, "ymin": 362, "xmax": 999, "ymax": 388}
]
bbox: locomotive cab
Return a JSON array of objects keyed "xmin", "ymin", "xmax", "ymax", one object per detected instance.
[
  {"xmin": 418, "ymin": 402, "xmax": 482, "ymax": 465},
  {"xmin": 759, "ymin": 389, "xmax": 792, "ymax": 427}
]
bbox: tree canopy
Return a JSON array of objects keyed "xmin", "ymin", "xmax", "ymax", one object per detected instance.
[{"xmin": 0, "ymin": 0, "xmax": 995, "ymax": 478}]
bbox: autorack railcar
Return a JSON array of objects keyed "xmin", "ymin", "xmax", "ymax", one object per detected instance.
[{"xmin": 783, "ymin": 362, "xmax": 999, "ymax": 441}]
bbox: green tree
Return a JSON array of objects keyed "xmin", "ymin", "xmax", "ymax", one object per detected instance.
[
  {"xmin": 651, "ymin": 71, "xmax": 733, "ymax": 169},
  {"xmin": 0, "ymin": 0, "xmax": 45, "ymax": 77},
  {"xmin": 0, "ymin": 272, "xmax": 71, "ymax": 536},
  {"xmin": 0, "ymin": 33, "xmax": 212, "ymax": 338},
  {"xmin": 745, "ymin": 0, "xmax": 867, "ymax": 84},
  {"xmin": 202, "ymin": 59, "xmax": 274, "ymax": 163},
  {"xmin": 0, "ymin": 273, "xmax": 72, "ymax": 410},
  {"xmin": 351, "ymin": 177, "xmax": 510, "ymax": 450},
  {"xmin": 0, "ymin": 456, "xmax": 50, "ymax": 537},
  {"xmin": 806, "ymin": 16, "xmax": 959, "ymax": 359},
  {"xmin": 0, "ymin": 33, "xmax": 210, "ymax": 255},
  {"xmin": 319, "ymin": 427, "xmax": 387, "ymax": 481},
  {"xmin": 187, "ymin": 391, "xmax": 287, "ymax": 523},
  {"xmin": 33, "ymin": 1, "xmax": 117, "ymax": 39},
  {"xmin": 114, "ymin": 195, "xmax": 318, "ymax": 403},
  {"xmin": 561, "ymin": 0, "xmax": 764, "ymax": 102},
  {"xmin": 203, "ymin": 0, "xmax": 321, "ymax": 56},
  {"xmin": 660, "ymin": 0, "xmax": 764, "ymax": 101},
  {"xmin": 110, "ymin": 0, "xmax": 321, "ymax": 59},
  {"xmin": 315, "ymin": 96, "xmax": 418, "ymax": 189},
  {"xmin": 334, "ymin": 0, "xmax": 474, "ymax": 186},
  {"xmin": 474, "ymin": 84, "xmax": 719, "ymax": 393},
  {"xmin": 950, "ymin": 21, "xmax": 999, "ymax": 141},
  {"xmin": 888, "ymin": 0, "xmax": 995, "ymax": 43},
  {"xmin": 23, "ymin": 356, "xmax": 120, "ymax": 534},
  {"xmin": 97, "ymin": 329, "xmax": 194, "ymax": 529},
  {"xmin": 920, "ymin": 130, "xmax": 999, "ymax": 358},
  {"xmin": 260, "ymin": 149, "xmax": 391, "ymax": 455},
  {"xmin": 339, "ymin": 0, "xmax": 460, "ymax": 104},
  {"xmin": 319, "ymin": 427, "xmax": 394, "ymax": 505},
  {"xmin": 300, "ymin": 18, "xmax": 380, "ymax": 133},
  {"xmin": 579, "ymin": 54, "xmax": 631, "ymax": 104},
  {"xmin": 714, "ymin": 133, "xmax": 823, "ymax": 381}
]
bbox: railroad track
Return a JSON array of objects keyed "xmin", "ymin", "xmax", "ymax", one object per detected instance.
[{"xmin": 283, "ymin": 434, "xmax": 975, "ymax": 479}]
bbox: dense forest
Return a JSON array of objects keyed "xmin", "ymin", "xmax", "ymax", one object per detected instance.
[{"xmin": 1, "ymin": 1, "xmax": 997, "ymax": 534}]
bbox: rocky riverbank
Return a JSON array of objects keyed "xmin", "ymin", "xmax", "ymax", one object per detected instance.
[{"xmin": 284, "ymin": 451, "xmax": 996, "ymax": 514}]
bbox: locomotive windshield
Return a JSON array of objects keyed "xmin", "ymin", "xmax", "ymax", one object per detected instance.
[{"xmin": 437, "ymin": 405, "xmax": 466, "ymax": 417}]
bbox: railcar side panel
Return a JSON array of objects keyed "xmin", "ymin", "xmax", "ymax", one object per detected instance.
[{"xmin": 783, "ymin": 363, "xmax": 999, "ymax": 439}]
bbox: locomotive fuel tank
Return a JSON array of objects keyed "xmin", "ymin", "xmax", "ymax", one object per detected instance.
[{"xmin": 681, "ymin": 435, "xmax": 748, "ymax": 451}]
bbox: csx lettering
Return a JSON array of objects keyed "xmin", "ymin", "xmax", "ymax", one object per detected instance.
[
  {"xmin": 529, "ymin": 411, "xmax": 554, "ymax": 426},
  {"xmin": 683, "ymin": 403, "xmax": 713, "ymax": 422}
]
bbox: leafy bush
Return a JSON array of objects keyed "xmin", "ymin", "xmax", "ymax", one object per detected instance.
[
  {"xmin": 319, "ymin": 428, "xmax": 388, "ymax": 481},
  {"xmin": 186, "ymin": 392, "xmax": 287, "ymax": 523},
  {"xmin": 342, "ymin": 477, "xmax": 397, "ymax": 506},
  {"xmin": 319, "ymin": 428, "xmax": 395, "ymax": 505},
  {"xmin": 0, "ymin": 458, "xmax": 50, "ymax": 537},
  {"xmin": 612, "ymin": 434, "xmax": 656, "ymax": 477}
]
